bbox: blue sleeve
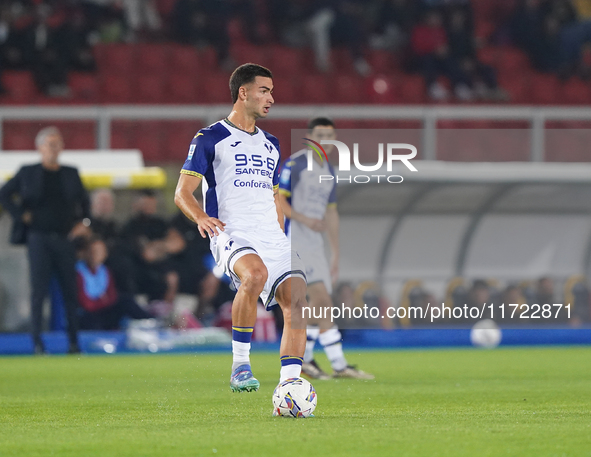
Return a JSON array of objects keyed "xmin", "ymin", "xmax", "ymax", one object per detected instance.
[
  {"xmin": 263, "ymin": 131, "xmax": 281, "ymax": 188},
  {"xmin": 273, "ymin": 158, "xmax": 280, "ymax": 188},
  {"xmin": 180, "ymin": 131, "xmax": 214, "ymax": 178},
  {"xmin": 278, "ymin": 159, "xmax": 293, "ymax": 195}
]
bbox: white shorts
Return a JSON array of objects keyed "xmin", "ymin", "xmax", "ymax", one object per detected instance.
[
  {"xmin": 211, "ymin": 229, "xmax": 306, "ymax": 310},
  {"xmin": 297, "ymin": 247, "xmax": 332, "ymax": 295}
]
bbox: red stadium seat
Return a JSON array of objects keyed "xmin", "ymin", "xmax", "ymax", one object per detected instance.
[
  {"xmin": 167, "ymin": 73, "xmax": 198, "ymax": 103},
  {"xmin": 300, "ymin": 74, "xmax": 330, "ymax": 104},
  {"xmin": 497, "ymin": 48, "xmax": 530, "ymax": 75},
  {"xmin": 200, "ymin": 47, "xmax": 219, "ymax": 70},
  {"xmin": 162, "ymin": 121, "xmax": 202, "ymax": 162},
  {"xmin": 562, "ymin": 79, "xmax": 591, "ymax": 105},
  {"xmin": 155, "ymin": 0, "xmax": 176, "ymax": 17},
  {"xmin": 61, "ymin": 123, "xmax": 96, "ymax": 150},
  {"xmin": 134, "ymin": 74, "xmax": 167, "ymax": 103},
  {"xmin": 474, "ymin": 20, "xmax": 495, "ymax": 40},
  {"xmin": 201, "ymin": 73, "xmax": 231, "ymax": 103},
  {"xmin": 2, "ymin": 71, "xmax": 38, "ymax": 103},
  {"xmin": 367, "ymin": 50, "xmax": 393, "ymax": 74},
  {"xmin": 69, "ymin": 72, "xmax": 99, "ymax": 103},
  {"xmin": 100, "ymin": 74, "xmax": 133, "ymax": 103},
  {"xmin": 531, "ymin": 74, "xmax": 561, "ymax": 104},
  {"xmin": 269, "ymin": 45, "xmax": 303, "ymax": 76},
  {"xmin": 3, "ymin": 122, "xmax": 37, "ymax": 150},
  {"xmin": 399, "ymin": 76, "xmax": 425, "ymax": 104},
  {"xmin": 331, "ymin": 48, "xmax": 354, "ymax": 73},
  {"xmin": 231, "ymin": 43, "xmax": 269, "ymax": 67},
  {"xmin": 111, "ymin": 121, "xmax": 136, "ymax": 149},
  {"xmin": 170, "ymin": 45, "xmax": 200, "ymax": 75},
  {"xmin": 271, "ymin": 77, "xmax": 298, "ymax": 104},
  {"xmin": 136, "ymin": 44, "xmax": 170, "ymax": 74},
  {"xmin": 134, "ymin": 122, "xmax": 164, "ymax": 162},
  {"xmin": 94, "ymin": 44, "xmax": 135, "ymax": 75},
  {"xmin": 498, "ymin": 73, "xmax": 531, "ymax": 103},
  {"xmin": 477, "ymin": 46, "xmax": 499, "ymax": 66},
  {"xmin": 332, "ymin": 74, "xmax": 364, "ymax": 104},
  {"xmin": 366, "ymin": 75, "xmax": 400, "ymax": 104}
]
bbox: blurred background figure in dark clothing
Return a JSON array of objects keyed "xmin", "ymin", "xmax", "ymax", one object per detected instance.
[
  {"xmin": 75, "ymin": 236, "xmax": 154, "ymax": 330},
  {"xmin": 0, "ymin": 126, "xmax": 89, "ymax": 354},
  {"xmin": 171, "ymin": 0, "xmax": 232, "ymax": 68},
  {"xmin": 170, "ymin": 210, "xmax": 235, "ymax": 323},
  {"xmin": 89, "ymin": 188, "xmax": 136, "ymax": 295},
  {"xmin": 121, "ymin": 190, "xmax": 184, "ymax": 309}
]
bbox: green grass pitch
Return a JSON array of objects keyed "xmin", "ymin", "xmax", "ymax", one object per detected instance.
[{"xmin": 1, "ymin": 347, "xmax": 590, "ymax": 456}]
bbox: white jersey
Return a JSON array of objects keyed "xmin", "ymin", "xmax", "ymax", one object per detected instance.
[
  {"xmin": 181, "ymin": 118, "xmax": 282, "ymax": 235},
  {"xmin": 279, "ymin": 148, "xmax": 337, "ymax": 251},
  {"xmin": 180, "ymin": 119, "xmax": 306, "ymax": 309}
]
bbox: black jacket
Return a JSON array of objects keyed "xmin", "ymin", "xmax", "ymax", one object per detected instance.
[{"xmin": 0, "ymin": 163, "xmax": 90, "ymax": 244}]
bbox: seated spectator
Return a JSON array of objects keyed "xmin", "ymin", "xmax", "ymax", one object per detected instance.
[
  {"xmin": 169, "ymin": 210, "xmax": 234, "ymax": 323},
  {"xmin": 410, "ymin": 10, "xmax": 463, "ymax": 101},
  {"xmin": 171, "ymin": 0, "xmax": 232, "ymax": 69},
  {"xmin": 0, "ymin": 3, "xmax": 31, "ymax": 72},
  {"xmin": 20, "ymin": 4, "xmax": 71, "ymax": 97},
  {"xmin": 501, "ymin": 284, "xmax": 527, "ymax": 323},
  {"xmin": 513, "ymin": 0, "xmax": 591, "ymax": 79},
  {"xmin": 121, "ymin": 190, "xmax": 184, "ymax": 307},
  {"xmin": 121, "ymin": 0, "xmax": 162, "ymax": 41},
  {"xmin": 511, "ymin": 0, "xmax": 544, "ymax": 56},
  {"xmin": 75, "ymin": 236, "xmax": 154, "ymax": 330},
  {"xmin": 57, "ymin": 9, "xmax": 97, "ymax": 72},
  {"xmin": 446, "ymin": 9, "xmax": 508, "ymax": 101},
  {"xmin": 90, "ymin": 188, "xmax": 118, "ymax": 244},
  {"xmin": 467, "ymin": 279, "xmax": 492, "ymax": 307},
  {"xmin": 535, "ymin": 276, "xmax": 555, "ymax": 304},
  {"xmin": 371, "ymin": 0, "xmax": 418, "ymax": 51},
  {"xmin": 89, "ymin": 188, "xmax": 136, "ymax": 294}
]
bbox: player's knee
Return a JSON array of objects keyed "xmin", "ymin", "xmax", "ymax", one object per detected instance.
[{"xmin": 241, "ymin": 266, "xmax": 268, "ymax": 294}]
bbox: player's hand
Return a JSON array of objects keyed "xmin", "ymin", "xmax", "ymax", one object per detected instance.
[
  {"xmin": 304, "ymin": 216, "xmax": 326, "ymax": 232},
  {"xmin": 196, "ymin": 216, "xmax": 226, "ymax": 238},
  {"xmin": 22, "ymin": 211, "xmax": 32, "ymax": 224}
]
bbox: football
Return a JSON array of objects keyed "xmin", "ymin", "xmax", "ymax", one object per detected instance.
[
  {"xmin": 272, "ymin": 377, "xmax": 317, "ymax": 418},
  {"xmin": 470, "ymin": 319, "xmax": 502, "ymax": 348}
]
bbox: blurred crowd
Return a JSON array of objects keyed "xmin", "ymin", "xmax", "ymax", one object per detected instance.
[
  {"xmin": 398, "ymin": 276, "xmax": 591, "ymax": 328},
  {"xmin": 72, "ymin": 188, "xmax": 236, "ymax": 331},
  {"xmin": 1, "ymin": 0, "xmax": 591, "ymax": 100}
]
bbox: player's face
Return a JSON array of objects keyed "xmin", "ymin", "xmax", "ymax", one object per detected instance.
[
  {"xmin": 309, "ymin": 125, "xmax": 337, "ymax": 155},
  {"xmin": 39, "ymin": 133, "xmax": 64, "ymax": 166},
  {"xmin": 244, "ymin": 76, "xmax": 274, "ymax": 119}
]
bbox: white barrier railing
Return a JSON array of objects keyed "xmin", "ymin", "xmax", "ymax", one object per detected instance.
[{"xmin": 1, "ymin": 105, "xmax": 591, "ymax": 161}]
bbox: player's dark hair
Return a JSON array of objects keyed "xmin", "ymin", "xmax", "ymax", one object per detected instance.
[
  {"xmin": 229, "ymin": 63, "xmax": 273, "ymax": 104},
  {"xmin": 308, "ymin": 117, "xmax": 336, "ymax": 132}
]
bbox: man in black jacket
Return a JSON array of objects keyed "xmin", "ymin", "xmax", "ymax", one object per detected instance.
[{"xmin": 0, "ymin": 126, "xmax": 89, "ymax": 354}]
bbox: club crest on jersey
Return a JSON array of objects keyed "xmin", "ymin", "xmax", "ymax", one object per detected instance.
[
  {"xmin": 188, "ymin": 144, "xmax": 196, "ymax": 159},
  {"xmin": 264, "ymin": 143, "xmax": 273, "ymax": 153}
]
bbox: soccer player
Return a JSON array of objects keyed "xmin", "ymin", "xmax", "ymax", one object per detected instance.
[
  {"xmin": 174, "ymin": 64, "xmax": 308, "ymax": 393},
  {"xmin": 278, "ymin": 118, "xmax": 374, "ymax": 380}
]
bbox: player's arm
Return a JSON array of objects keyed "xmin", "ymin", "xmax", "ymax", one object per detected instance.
[
  {"xmin": 274, "ymin": 186, "xmax": 285, "ymax": 232},
  {"xmin": 174, "ymin": 173, "xmax": 225, "ymax": 238},
  {"xmin": 325, "ymin": 204, "xmax": 339, "ymax": 284},
  {"xmin": 278, "ymin": 191, "xmax": 325, "ymax": 232}
]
